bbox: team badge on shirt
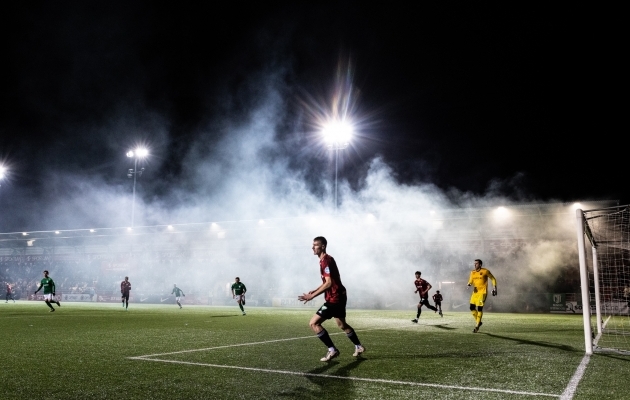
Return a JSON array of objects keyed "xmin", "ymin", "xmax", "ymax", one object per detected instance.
[{"xmin": 324, "ymin": 267, "xmax": 330, "ymax": 274}]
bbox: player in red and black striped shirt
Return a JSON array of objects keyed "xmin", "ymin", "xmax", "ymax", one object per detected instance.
[
  {"xmin": 412, "ymin": 271, "xmax": 438, "ymax": 323},
  {"xmin": 298, "ymin": 236, "xmax": 365, "ymax": 362}
]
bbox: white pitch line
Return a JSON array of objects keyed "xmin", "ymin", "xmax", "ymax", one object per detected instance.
[
  {"xmin": 559, "ymin": 355, "xmax": 589, "ymax": 400},
  {"xmin": 132, "ymin": 324, "xmax": 431, "ymax": 358},
  {"xmin": 130, "ymin": 322, "xmax": 559, "ymax": 397},
  {"xmin": 134, "ymin": 334, "xmax": 317, "ymax": 358},
  {"xmin": 131, "ymin": 357, "xmax": 558, "ymax": 397},
  {"xmin": 559, "ymin": 315, "xmax": 611, "ymax": 400}
]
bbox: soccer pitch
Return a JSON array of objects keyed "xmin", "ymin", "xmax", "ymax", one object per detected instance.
[{"xmin": 1, "ymin": 303, "xmax": 628, "ymax": 399}]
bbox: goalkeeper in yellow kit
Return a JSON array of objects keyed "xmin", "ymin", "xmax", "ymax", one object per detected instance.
[{"xmin": 468, "ymin": 259, "xmax": 497, "ymax": 333}]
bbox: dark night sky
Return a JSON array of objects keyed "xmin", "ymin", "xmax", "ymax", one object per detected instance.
[{"xmin": 0, "ymin": 2, "xmax": 625, "ymax": 231}]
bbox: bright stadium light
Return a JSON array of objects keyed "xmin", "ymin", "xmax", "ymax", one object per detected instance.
[
  {"xmin": 572, "ymin": 202, "xmax": 583, "ymax": 210},
  {"xmin": 321, "ymin": 119, "xmax": 353, "ymax": 210},
  {"xmin": 493, "ymin": 206, "xmax": 511, "ymax": 222},
  {"xmin": 126, "ymin": 148, "xmax": 149, "ymax": 228},
  {"xmin": 167, "ymin": 225, "xmax": 174, "ymax": 230},
  {"xmin": 89, "ymin": 229, "xmax": 95, "ymax": 233},
  {"xmin": 135, "ymin": 148, "xmax": 149, "ymax": 158},
  {"xmin": 322, "ymin": 120, "xmax": 353, "ymax": 147},
  {"xmin": 55, "ymin": 231, "xmax": 60, "ymax": 234},
  {"xmin": 0, "ymin": 165, "xmax": 6, "ymax": 180}
]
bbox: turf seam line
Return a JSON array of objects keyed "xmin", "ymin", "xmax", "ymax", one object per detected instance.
[{"xmin": 130, "ymin": 357, "xmax": 558, "ymax": 397}]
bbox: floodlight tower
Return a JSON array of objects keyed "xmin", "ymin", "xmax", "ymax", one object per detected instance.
[
  {"xmin": 126, "ymin": 148, "xmax": 148, "ymax": 228},
  {"xmin": 321, "ymin": 120, "xmax": 353, "ymax": 210}
]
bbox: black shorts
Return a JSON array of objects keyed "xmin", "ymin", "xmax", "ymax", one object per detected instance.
[
  {"xmin": 316, "ymin": 299, "xmax": 347, "ymax": 320},
  {"xmin": 122, "ymin": 292, "xmax": 130, "ymax": 300}
]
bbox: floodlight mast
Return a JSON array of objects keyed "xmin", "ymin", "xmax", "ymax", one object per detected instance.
[
  {"xmin": 126, "ymin": 149, "xmax": 148, "ymax": 228},
  {"xmin": 321, "ymin": 120, "xmax": 352, "ymax": 210}
]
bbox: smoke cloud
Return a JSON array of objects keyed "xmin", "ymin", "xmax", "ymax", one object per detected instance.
[{"xmin": 0, "ymin": 53, "xmax": 604, "ymax": 312}]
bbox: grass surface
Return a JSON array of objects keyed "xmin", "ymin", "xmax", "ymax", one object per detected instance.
[{"xmin": 1, "ymin": 301, "xmax": 629, "ymax": 399}]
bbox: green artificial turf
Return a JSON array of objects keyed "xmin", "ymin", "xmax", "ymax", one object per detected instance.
[{"xmin": 1, "ymin": 302, "xmax": 629, "ymax": 399}]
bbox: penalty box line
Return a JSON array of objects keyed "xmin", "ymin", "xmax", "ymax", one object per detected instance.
[
  {"xmin": 131, "ymin": 324, "xmax": 439, "ymax": 359},
  {"xmin": 129, "ymin": 328, "xmax": 558, "ymax": 398},
  {"xmin": 132, "ymin": 328, "xmax": 388, "ymax": 358},
  {"xmin": 131, "ymin": 357, "xmax": 558, "ymax": 397}
]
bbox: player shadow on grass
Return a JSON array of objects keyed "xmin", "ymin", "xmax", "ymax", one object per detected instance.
[
  {"xmin": 205, "ymin": 315, "xmax": 240, "ymax": 318},
  {"xmin": 274, "ymin": 358, "xmax": 367, "ymax": 399},
  {"xmin": 429, "ymin": 324, "xmax": 457, "ymax": 331},
  {"xmin": 481, "ymin": 333, "xmax": 579, "ymax": 352}
]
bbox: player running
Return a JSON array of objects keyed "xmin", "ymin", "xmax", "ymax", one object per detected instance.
[
  {"xmin": 298, "ymin": 236, "xmax": 365, "ymax": 362},
  {"xmin": 172, "ymin": 284, "xmax": 185, "ymax": 309},
  {"xmin": 34, "ymin": 270, "xmax": 61, "ymax": 312},
  {"xmin": 411, "ymin": 271, "xmax": 438, "ymax": 323},
  {"xmin": 5, "ymin": 282, "xmax": 15, "ymax": 303},
  {"xmin": 432, "ymin": 290, "xmax": 443, "ymax": 317},
  {"xmin": 468, "ymin": 259, "xmax": 497, "ymax": 333},
  {"xmin": 121, "ymin": 276, "xmax": 131, "ymax": 310},
  {"xmin": 231, "ymin": 277, "xmax": 247, "ymax": 315}
]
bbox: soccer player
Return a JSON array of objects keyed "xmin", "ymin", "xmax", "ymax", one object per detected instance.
[
  {"xmin": 121, "ymin": 276, "xmax": 131, "ymax": 310},
  {"xmin": 298, "ymin": 236, "xmax": 365, "ymax": 362},
  {"xmin": 467, "ymin": 259, "xmax": 497, "ymax": 333},
  {"xmin": 432, "ymin": 290, "xmax": 443, "ymax": 317},
  {"xmin": 5, "ymin": 282, "xmax": 15, "ymax": 303},
  {"xmin": 411, "ymin": 271, "xmax": 438, "ymax": 323},
  {"xmin": 231, "ymin": 277, "xmax": 247, "ymax": 315},
  {"xmin": 34, "ymin": 270, "xmax": 61, "ymax": 312},
  {"xmin": 172, "ymin": 284, "xmax": 185, "ymax": 309}
]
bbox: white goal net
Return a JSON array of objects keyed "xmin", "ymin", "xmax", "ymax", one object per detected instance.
[{"xmin": 576, "ymin": 205, "xmax": 630, "ymax": 355}]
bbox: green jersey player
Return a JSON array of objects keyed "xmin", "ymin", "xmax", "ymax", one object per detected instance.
[
  {"xmin": 34, "ymin": 270, "xmax": 61, "ymax": 312},
  {"xmin": 231, "ymin": 277, "xmax": 247, "ymax": 315},
  {"xmin": 172, "ymin": 284, "xmax": 185, "ymax": 309}
]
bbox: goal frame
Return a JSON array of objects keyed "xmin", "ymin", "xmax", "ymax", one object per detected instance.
[{"xmin": 576, "ymin": 205, "xmax": 630, "ymax": 355}]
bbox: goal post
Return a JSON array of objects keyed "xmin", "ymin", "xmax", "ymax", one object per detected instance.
[
  {"xmin": 575, "ymin": 208, "xmax": 593, "ymax": 354},
  {"xmin": 576, "ymin": 205, "xmax": 630, "ymax": 355}
]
